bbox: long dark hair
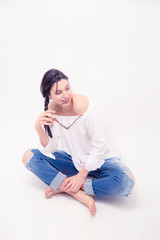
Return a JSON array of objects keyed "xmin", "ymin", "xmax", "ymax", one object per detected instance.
[{"xmin": 40, "ymin": 68, "xmax": 69, "ymax": 137}]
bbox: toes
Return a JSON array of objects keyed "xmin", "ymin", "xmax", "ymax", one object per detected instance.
[
  {"xmin": 45, "ymin": 189, "xmax": 52, "ymax": 198},
  {"xmin": 45, "ymin": 192, "xmax": 52, "ymax": 198},
  {"xmin": 89, "ymin": 209, "xmax": 95, "ymax": 216},
  {"xmin": 45, "ymin": 187, "xmax": 52, "ymax": 194},
  {"xmin": 45, "ymin": 191, "xmax": 49, "ymax": 197},
  {"xmin": 90, "ymin": 209, "xmax": 96, "ymax": 216},
  {"xmin": 89, "ymin": 201, "xmax": 96, "ymax": 216},
  {"xmin": 45, "ymin": 188, "xmax": 56, "ymax": 199}
]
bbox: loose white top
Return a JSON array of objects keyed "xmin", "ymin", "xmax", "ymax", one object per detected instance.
[{"xmin": 38, "ymin": 97, "xmax": 121, "ymax": 171}]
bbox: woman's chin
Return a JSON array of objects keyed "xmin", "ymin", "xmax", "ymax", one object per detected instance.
[{"xmin": 62, "ymin": 97, "xmax": 71, "ymax": 105}]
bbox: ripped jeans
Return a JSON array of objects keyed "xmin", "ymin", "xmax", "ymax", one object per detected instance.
[{"xmin": 24, "ymin": 149, "xmax": 135, "ymax": 197}]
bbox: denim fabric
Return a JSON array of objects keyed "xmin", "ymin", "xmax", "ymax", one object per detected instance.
[
  {"xmin": 87, "ymin": 157, "xmax": 135, "ymax": 197},
  {"xmin": 25, "ymin": 149, "xmax": 135, "ymax": 197}
]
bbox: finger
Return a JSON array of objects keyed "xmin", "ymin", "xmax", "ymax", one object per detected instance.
[
  {"xmin": 68, "ymin": 182, "xmax": 77, "ymax": 191},
  {"xmin": 61, "ymin": 179, "xmax": 68, "ymax": 188},
  {"xmin": 73, "ymin": 183, "xmax": 81, "ymax": 192},
  {"xmin": 75, "ymin": 186, "xmax": 81, "ymax": 192},
  {"xmin": 71, "ymin": 186, "xmax": 78, "ymax": 192},
  {"xmin": 65, "ymin": 182, "xmax": 73, "ymax": 190},
  {"xmin": 40, "ymin": 111, "xmax": 54, "ymax": 118},
  {"xmin": 64, "ymin": 183, "xmax": 72, "ymax": 190},
  {"xmin": 68, "ymin": 185, "xmax": 78, "ymax": 192},
  {"xmin": 46, "ymin": 110, "xmax": 55, "ymax": 114},
  {"xmin": 66, "ymin": 186, "xmax": 74, "ymax": 192},
  {"xmin": 41, "ymin": 121, "xmax": 53, "ymax": 126},
  {"xmin": 45, "ymin": 113, "xmax": 56, "ymax": 118},
  {"xmin": 41, "ymin": 114, "xmax": 55, "ymax": 120},
  {"xmin": 41, "ymin": 117, "xmax": 55, "ymax": 122},
  {"xmin": 64, "ymin": 178, "xmax": 72, "ymax": 186}
]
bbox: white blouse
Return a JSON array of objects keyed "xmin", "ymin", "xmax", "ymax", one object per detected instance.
[{"xmin": 38, "ymin": 97, "xmax": 121, "ymax": 172}]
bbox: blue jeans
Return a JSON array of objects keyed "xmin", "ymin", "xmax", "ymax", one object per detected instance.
[{"xmin": 25, "ymin": 149, "xmax": 135, "ymax": 197}]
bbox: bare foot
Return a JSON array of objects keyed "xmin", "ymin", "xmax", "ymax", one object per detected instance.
[
  {"xmin": 68, "ymin": 190, "xmax": 96, "ymax": 216},
  {"xmin": 45, "ymin": 186, "xmax": 63, "ymax": 199},
  {"xmin": 88, "ymin": 196, "xmax": 96, "ymax": 216},
  {"xmin": 45, "ymin": 181, "xmax": 96, "ymax": 216}
]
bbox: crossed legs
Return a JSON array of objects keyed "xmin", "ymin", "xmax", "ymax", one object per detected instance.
[
  {"xmin": 22, "ymin": 149, "xmax": 135, "ymax": 215},
  {"xmin": 22, "ymin": 149, "xmax": 96, "ymax": 216}
]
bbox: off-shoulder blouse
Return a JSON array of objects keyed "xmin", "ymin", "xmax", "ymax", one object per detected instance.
[{"xmin": 38, "ymin": 97, "xmax": 121, "ymax": 171}]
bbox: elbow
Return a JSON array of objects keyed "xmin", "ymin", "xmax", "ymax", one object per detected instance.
[
  {"xmin": 40, "ymin": 141, "xmax": 49, "ymax": 148},
  {"xmin": 39, "ymin": 138, "xmax": 50, "ymax": 149}
]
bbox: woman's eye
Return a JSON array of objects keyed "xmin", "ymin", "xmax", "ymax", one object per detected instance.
[
  {"xmin": 66, "ymin": 87, "xmax": 70, "ymax": 91},
  {"xmin": 56, "ymin": 91, "xmax": 62, "ymax": 95}
]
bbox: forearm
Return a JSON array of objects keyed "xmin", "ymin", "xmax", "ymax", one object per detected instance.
[{"xmin": 35, "ymin": 126, "xmax": 49, "ymax": 147}]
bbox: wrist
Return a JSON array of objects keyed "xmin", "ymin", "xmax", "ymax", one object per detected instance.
[
  {"xmin": 35, "ymin": 124, "xmax": 43, "ymax": 132},
  {"xmin": 78, "ymin": 165, "xmax": 89, "ymax": 178}
]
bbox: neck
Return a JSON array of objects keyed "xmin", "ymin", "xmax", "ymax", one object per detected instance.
[{"xmin": 60, "ymin": 99, "xmax": 75, "ymax": 114}]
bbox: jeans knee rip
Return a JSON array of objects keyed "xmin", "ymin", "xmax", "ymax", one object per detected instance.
[
  {"xmin": 123, "ymin": 170, "xmax": 135, "ymax": 183},
  {"xmin": 24, "ymin": 150, "xmax": 34, "ymax": 165}
]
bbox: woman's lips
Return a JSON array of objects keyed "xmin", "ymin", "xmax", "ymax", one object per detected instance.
[{"xmin": 62, "ymin": 98, "xmax": 70, "ymax": 104}]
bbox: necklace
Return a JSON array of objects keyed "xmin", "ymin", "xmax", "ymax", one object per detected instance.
[
  {"xmin": 54, "ymin": 102, "xmax": 83, "ymax": 130},
  {"xmin": 55, "ymin": 114, "xmax": 83, "ymax": 130}
]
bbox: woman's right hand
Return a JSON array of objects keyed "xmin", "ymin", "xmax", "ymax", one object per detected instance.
[{"xmin": 35, "ymin": 110, "xmax": 56, "ymax": 130}]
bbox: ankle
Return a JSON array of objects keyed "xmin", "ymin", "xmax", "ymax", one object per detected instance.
[{"xmin": 81, "ymin": 183, "xmax": 85, "ymax": 191}]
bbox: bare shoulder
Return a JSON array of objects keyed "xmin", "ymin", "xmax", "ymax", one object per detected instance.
[
  {"xmin": 48, "ymin": 93, "xmax": 89, "ymax": 115},
  {"xmin": 73, "ymin": 94, "xmax": 89, "ymax": 115}
]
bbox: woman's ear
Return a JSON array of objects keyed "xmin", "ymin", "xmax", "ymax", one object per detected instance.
[{"xmin": 48, "ymin": 94, "xmax": 52, "ymax": 100}]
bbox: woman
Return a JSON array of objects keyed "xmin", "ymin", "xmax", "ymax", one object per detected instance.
[{"xmin": 22, "ymin": 68, "xmax": 135, "ymax": 216}]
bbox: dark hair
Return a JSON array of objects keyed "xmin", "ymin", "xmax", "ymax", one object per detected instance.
[{"xmin": 40, "ymin": 68, "xmax": 69, "ymax": 137}]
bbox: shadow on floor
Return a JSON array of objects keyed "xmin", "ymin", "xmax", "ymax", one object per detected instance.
[
  {"xmin": 95, "ymin": 191, "xmax": 138, "ymax": 209},
  {"xmin": 27, "ymin": 175, "xmax": 138, "ymax": 210}
]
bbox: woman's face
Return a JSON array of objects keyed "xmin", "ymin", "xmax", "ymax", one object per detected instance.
[{"xmin": 49, "ymin": 79, "xmax": 73, "ymax": 106}]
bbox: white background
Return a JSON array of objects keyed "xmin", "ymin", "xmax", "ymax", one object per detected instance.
[{"xmin": 0, "ymin": 0, "xmax": 160, "ymax": 239}]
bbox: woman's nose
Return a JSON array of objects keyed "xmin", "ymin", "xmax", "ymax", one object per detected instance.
[{"xmin": 62, "ymin": 91, "xmax": 68, "ymax": 98}]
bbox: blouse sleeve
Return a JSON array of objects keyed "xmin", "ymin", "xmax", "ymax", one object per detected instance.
[
  {"xmin": 83, "ymin": 100, "xmax": 112, "ymax": 171},
  {"xmin": 37, "ymin": 122, "xmax": 60, "ymax": 159}
]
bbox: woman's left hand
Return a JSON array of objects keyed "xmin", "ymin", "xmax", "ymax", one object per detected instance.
[{"xmin": 64, "ymin": 174, "xmax": 85, "ymax": 192}]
